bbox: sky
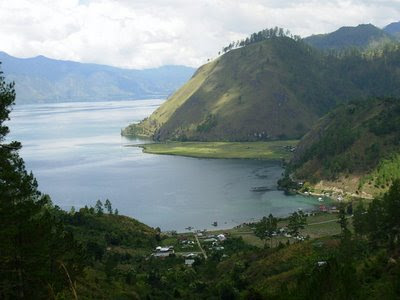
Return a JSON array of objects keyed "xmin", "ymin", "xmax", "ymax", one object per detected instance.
[{"xmin": 0, "ymin": 0, "xmax": 399, "ymax": 69}]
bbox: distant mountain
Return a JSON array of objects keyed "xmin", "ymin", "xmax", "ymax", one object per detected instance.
[
  {"xmin": 0, "ymin": 51, "xmax": 195, "ymax": 104},
  {"xmin": 304, "ymin": 24, "xmax": 395, "ymax": 50},
  {"xmin": 123, "ymin": 32, "xmax": 400, "ymax": 142},
  {"xmin": 384, "ymin": 21, "xmax": 400, "ymax": 37}
]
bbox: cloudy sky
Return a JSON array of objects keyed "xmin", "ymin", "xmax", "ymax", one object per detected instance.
[{"xmin": 1, "ymin": 0, "xmax": 399, "ymax": 69}]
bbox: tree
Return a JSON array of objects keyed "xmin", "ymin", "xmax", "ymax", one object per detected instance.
[
  {"xmin": 0, "ymin": 67, "xmax": 83, "ymax": 299},
  {"xmin": 338, "ymin": 204, "xmax": 351, "ymax": 240},
  {"xmin": 95, "ymin": 199, "xmax": 104, "ymax": 215},
  {"xmin": 255, "ymin": 214, "xmax": 278, "ymax": 247},
  {"xmin": 288, "ymin": 210, "xmax": 307, "ymax": 237},
  {"xmin": 104, "ymin": 199, "xmax": 113, "ymax": 214},
  {"xmin": 353, "ymin": 201, "xmax": 367, "ymax": 237},
  {"xmin": 354, "ymin": 180, "xmax": 400, "ymax": 248},
  {"xmin": 381, "ymin": 179, "xmax": 400, "ymax": 248},
  {"xmin": 365, "ymin": 198, "xmax": 386, "ymax": 247}
]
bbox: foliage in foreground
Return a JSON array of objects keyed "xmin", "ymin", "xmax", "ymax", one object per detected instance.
[{"xmin": 0, "ymin": 69, "xmax": 84, "ymax": 299}]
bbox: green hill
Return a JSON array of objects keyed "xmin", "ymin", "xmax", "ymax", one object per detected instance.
[
  {"xmin": 292, "ymin": 97, "xmax": 400, "ymax": 195},
  {"xmin": 123, "ymin": 32, "xmax": 400, "ymax": 142},
  {"xmin": 304, "ymin": 24, "xmax": 396, "ymax": 50}
]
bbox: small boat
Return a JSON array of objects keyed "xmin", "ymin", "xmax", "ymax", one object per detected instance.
[
  {"xmin": 250, "ymin": 186, "xmax": 272, "ymax": 192},
  {"xmin": 185, "ymin": 226, "xmax": 193, "ymax": 231},
  {"xmin": 212, "ymin": 221, "xmax": 218, "ymax": 227}
]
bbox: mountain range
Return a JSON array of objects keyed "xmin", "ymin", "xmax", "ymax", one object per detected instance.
[
  {"xmin": 0, "ymin": 51, "xmax": 195, "ymax": 104},
  {"xmin": 123, "ymin": 22, "xmax": 400, "ymax": 142}
]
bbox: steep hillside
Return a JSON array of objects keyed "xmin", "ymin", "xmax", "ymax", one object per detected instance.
[
  {"xmin": 0, "ymin": 51, "xmax": 194, "ymax": 104},
  {"xmin": 292, "ymin": 98, "xmax": 400, "ymax": 195},
  {"xmin": 123, "ymin": 37, "xmax": 344, "ymax": 141},
  {"xmin": 304, "ymin": 24, "xmax": 395, "ymax": 50},
  {"xmin": 124, "ymin": 34, "xmax": 400, "ymax": 142}
]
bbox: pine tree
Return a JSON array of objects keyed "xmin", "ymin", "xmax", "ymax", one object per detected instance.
[
  {"xmin": 0, "ymin": 67, "xmax": 83, "ymax": 299},
  {"xmin": 95, "ymin": 199, "xmax": 104, "ymax": 215},
  {"xmin": 104, "ymin": 199, "xmax": 113, "ymax": 214},
  {"xmin": 288, "ymin": 211, "xmax": 307, "ymax": 237}
]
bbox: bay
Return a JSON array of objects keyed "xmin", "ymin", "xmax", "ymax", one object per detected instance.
[{"xmin": 7, "ymin": 99, "xmax": 318, "ymax": 232}]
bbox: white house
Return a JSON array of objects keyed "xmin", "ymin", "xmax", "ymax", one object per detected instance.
[{"xmin": 217, "ymin": 234, "xmax": 226, "ymax": 241}]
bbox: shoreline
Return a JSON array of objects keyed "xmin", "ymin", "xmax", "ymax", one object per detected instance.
[
  {"xmin": 296, "ymin": 186, "xmax": 374, "ymax": 202},
  {"xmin": 126, "ymin": 140, "xmax": 298, "ymax": 161},
  {"xmin": 168, "ymin": 193, "xmax": 336, "ymax": 235}
]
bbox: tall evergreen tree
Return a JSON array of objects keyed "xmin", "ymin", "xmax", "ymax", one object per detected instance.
[
  {"xmin": 0, "ymin": 67, "xmax": 83, "ymax": 299},
  {"xmin": 104, "ymin": 199, "xmax": 113, "ymax": 214},
  {"xmin": 288, "ymin": 210, "xmax": 307, "ymax": 237},
  {"xmin": 255, "ymin": 214, "xmax": 278, "ymax": 247}
]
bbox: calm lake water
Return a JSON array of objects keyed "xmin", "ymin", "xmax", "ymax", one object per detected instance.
[{"xmin": 7, "ymin": 100, "xmax": 318, "ymax": 232}]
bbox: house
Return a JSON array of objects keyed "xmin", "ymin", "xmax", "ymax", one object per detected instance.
[
  {"xmin": 153, "ymin": 246, "xmax": 174, "ymax": 258},
  {"xmin": 319, "ymin": 205, "xmax": 328, "ymax": 212},
  {"xmin": 217, "ymin": 234, "xmax": 226, "ymax": 241},
  {"xmin": 185, "ymin": 253, "xmax": 198, "ymax": 259},
  {"xmin": 329, "ymin": 206, "xmax": 339, "ymax": 213},
  {"xmin": 204, "ymin": 238, "xmax": 218, "ymax": 243},
  {"xmin": 185, "ymin": 259, "xmax": 195, "ymax": 267}
]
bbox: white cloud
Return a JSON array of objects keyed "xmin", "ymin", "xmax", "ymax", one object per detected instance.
[{"xmin": 0, "ymin": 0, "xmax": 399, "ymax": 69}]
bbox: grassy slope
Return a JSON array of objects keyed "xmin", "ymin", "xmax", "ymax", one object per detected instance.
[
  {"xmin": 138, "ymin": 140, "xmax": 298, "ymax": 160},
  {"xmin": 124, "ymin": 35, "xmax": 400, "ymax": 143},
  {"xmin": 292, "ymin": 98, "xmax": 400, "ymax": 197},
  {"xmin": 123, "ymin": 37, "xmax": 337, "ymax": 141},
  {"xmin": 122, "ymin": 61, "xmax": 217, "ymax": 137}
]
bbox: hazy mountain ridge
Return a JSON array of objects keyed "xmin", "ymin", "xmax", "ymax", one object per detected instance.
[
  {"xmin": 384, "ymin": 21, "xmax": 400, "ymax": 37},
  {"xmin": 304, "ymin": 23, "xmax": 398, "ymax": 50},
  {"xmin": 0, "ymin": 51, "xmax": 195, "ymax": 104}
]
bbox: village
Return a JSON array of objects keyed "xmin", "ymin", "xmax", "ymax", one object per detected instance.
[{"xmin": 150, "ymin": 202, "xmax": 351, "ymax": 266}]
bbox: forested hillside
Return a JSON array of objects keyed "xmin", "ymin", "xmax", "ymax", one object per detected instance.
[{"xmin": 292, "ymin": 97, "xmax": 400, "ymax": 195}]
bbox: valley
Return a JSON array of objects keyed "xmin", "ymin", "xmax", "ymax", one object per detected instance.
[{"xmin": 2, "ymin": 15, "xmax": 400, "ymax": 299}]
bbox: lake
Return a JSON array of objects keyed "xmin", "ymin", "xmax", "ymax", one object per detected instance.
[{"xmin": 7, "ymin": 100, "xmax": 318, "ymax": 232}]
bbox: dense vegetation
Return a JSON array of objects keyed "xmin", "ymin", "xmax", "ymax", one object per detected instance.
[
  {"xmin": 69, "ymin": 184, "xmax": 400, "ymax": 299},
  {"xmin": 219, "ymin": 27, "xmax": 301, "ymax": 54},
  {"xmin": 292, "ymin": 98, "xmax": 400, "ymax": 194},
  {"xmin": 123, "ymin": 27, "xmax": 400, "ymax": 142}
]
